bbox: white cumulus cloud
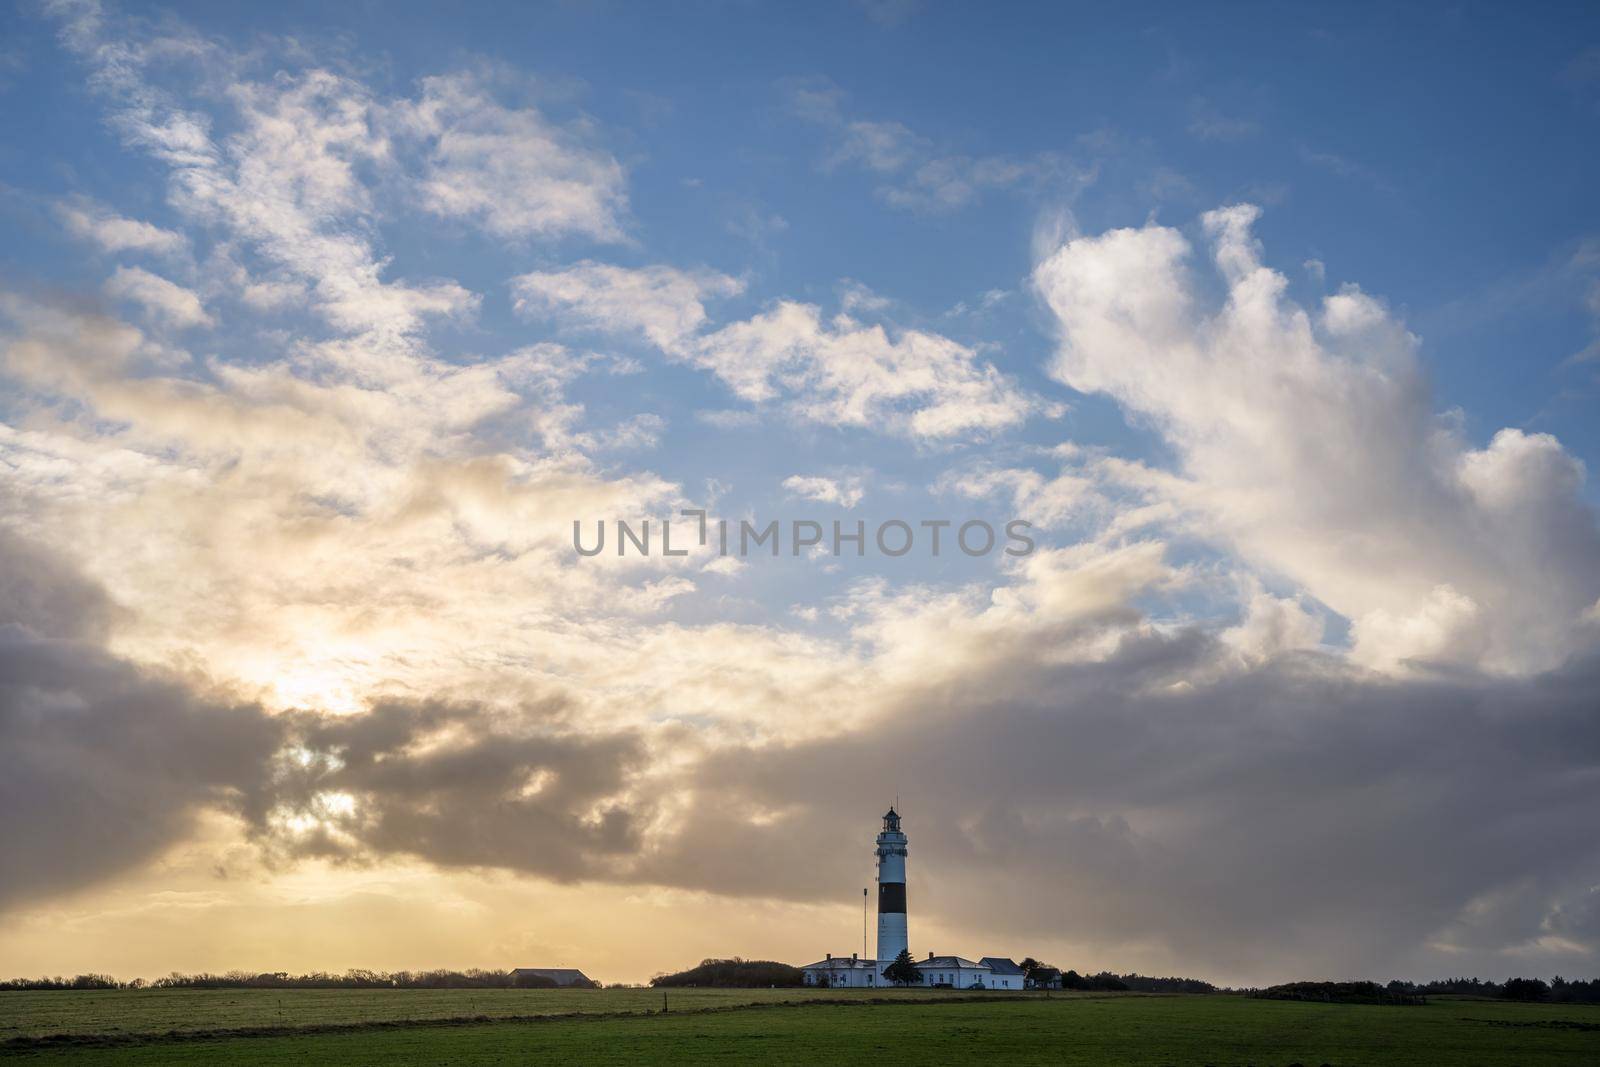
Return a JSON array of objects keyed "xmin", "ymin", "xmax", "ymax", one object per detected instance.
[
  {"xmin": 1032, "ymin": 204, "xmax": 1600, "ymax": 675},
  {"xmin": 511, "ymin": 262, "xmax": 744, "ymax": 349},
  {"xmin": 514, "ymin": 262, "xmax": 1051, "ymax": 441},
  {"xmin": 104, "ymin": 265, "xmax": 209, "ymax": 329},
  {"xmin": 395, "ymin": 71, "xmax": 628, "ymax": 243},
  {"xmin": 783, "ymin": 474, "xmax": 866, "ymax": 508},
  {"xmin": 692, "ymin": 301, "xmax": 1052, "ymax": 439},
  {"xmin": 56, "ymin": 197, "xmax": 186, "ymax": 256}
]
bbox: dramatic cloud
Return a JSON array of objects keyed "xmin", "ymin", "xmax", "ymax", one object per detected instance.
[
  {"xmin": 1033, "ymin": 205, "xmax": 1600, "ymax": 675},
  {"xmin": 642, "ymin": 639, "xmax": 1600, "ymax": 982},
  {"xmin": 255, "ymin": 699, "xmax": 648, "ymax": 882},
  {"xmin": 5, "ymin": 2, "xmax": 1597, "ymax": 991},
  {"xmin": 71, "ymin": 542, "xmax": 1583, "ymax": 985},
  {"xmin": 0, "ymin": 293, "xmax": 685, "ymax": 726},
  {"xmin": 0, "ymin": 528, "xmax": 652, "ymax": 909},
  {"xmin": 0, "ymin": 530, "xmax": 280, "ymax": 910}
]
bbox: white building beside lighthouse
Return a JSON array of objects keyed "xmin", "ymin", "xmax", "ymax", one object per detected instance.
[{"xmin": 799, "ymin": 808, "xmax": 1024, "ymax": 991}]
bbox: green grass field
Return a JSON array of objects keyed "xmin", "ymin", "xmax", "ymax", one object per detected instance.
[
  {"xmin": 3, "ymin": 989, "xmax": 1597, "ymax": 1065},
  {"xmin": 1, "ymin": 986, "xmax": 949, "ymax": 1040}
]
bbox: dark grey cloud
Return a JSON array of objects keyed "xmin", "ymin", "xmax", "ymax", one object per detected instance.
[
  {"xmin": 630, "ymin": 632, "xmax": 1600, "ymax": 982},
  {"xmin": 237, "ymin": 610, "xmax": 1598, "ymax": 983},
  {"xmin": 0, "ymin": 530, "xmax": 283, "ymax": 909},
  {"xmin": 6, "ymin": 521, "xmax": 1597, "ymax": 983},
  {"xmin": 0, "ymin": 525, "xmax": 120, "ymax": 643},
  {"xmin": 0, "ymin": 526, "xmax": 654, "ymax": 902},
  {"xmin": 255, "ymin": 699, "xmax": 647, "ymax": 880}
]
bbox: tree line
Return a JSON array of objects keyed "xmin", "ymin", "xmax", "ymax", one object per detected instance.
[
  {"xmin": 1254, "ymin": 981, "xmax": 1425, "ymax": 1005},
  {"xmin": 1017, "ymin": 957, "xmax": 1216, "ymax": 993},
  {"xmin": 1381, "ymin": 976, "xmax": 1600, "ymax": 1004},
  {"xmin": 649, "ymin": 958, "xmax": 805, "ymax": 987},
  {"xmin": 0, "ymin": 969, "xmax": 598, "ymax": 991},
  {"xmin": 1247, "ymin": 977, "xmax": 1600, "ymax": 1006},
  {"xmin": 5, "ymin": 969, "xmax": 1597, "ymax": 1000}
]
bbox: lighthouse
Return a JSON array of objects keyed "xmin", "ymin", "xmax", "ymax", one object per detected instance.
[
  {"xmin": 800, "ymin": 807, "xmax": 1022, "ymax": 990},
  {"xmin": 875, "ymin": 807, "xmax": 908, "ymax": 973}
]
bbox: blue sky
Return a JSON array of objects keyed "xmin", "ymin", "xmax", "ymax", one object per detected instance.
[
  {"xmin": 7, "ymin": 0, "xmax": 1597, "ymax": 631},
  {"xmin": 2, "ymin": 1, "xmax": 1599, "ymax": 984},
  {"xmin": 8, "ymin": 3, "xmax": 1597, "ymax": 449}
]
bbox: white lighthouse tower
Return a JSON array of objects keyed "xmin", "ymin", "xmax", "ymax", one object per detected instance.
[{"xmin": 875, "ymin": 807, "xmax": 908, "ymax": 974}]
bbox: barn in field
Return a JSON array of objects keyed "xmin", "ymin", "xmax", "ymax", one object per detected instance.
[{"xmin": 510, "ymin": 967, "xmax": 595, "ymax": 988}]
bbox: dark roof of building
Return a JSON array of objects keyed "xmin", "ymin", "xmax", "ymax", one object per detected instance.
[
  {"xmin": 510, "ymin": 968, "xmax": 591, "ymax": 985},
  {"xmin": 799, "ymin": 957, "xmax": 877, "ymax": 970},
  {"xmin": 979, "ymin": 957, "xmax": 1025, "ymax": 975},
  {"xmin": 915, "ymin": 955, "xmax": 987, "ymax": 970}
]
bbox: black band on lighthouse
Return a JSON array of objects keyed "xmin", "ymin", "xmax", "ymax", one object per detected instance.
[{"xmin": 878, "ymin": 882, "xmax": 906, "ymax": 913}]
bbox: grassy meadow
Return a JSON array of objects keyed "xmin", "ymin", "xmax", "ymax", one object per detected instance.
[
  {"xmin": 2, "ymin": 988, "xmax": 1597, "ymax": 1065},
  {"xmin": 1, "ymin": 986, "xmax": 918, "ymax": 1040}
]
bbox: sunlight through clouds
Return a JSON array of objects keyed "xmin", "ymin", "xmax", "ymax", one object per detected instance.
[{"xmin": 1, "ymin": 0, "xmax": 1598, "ymax": 990}]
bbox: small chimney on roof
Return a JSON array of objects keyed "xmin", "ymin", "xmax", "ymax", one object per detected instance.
[
  {"xmin": 826, "ymin": 952, "xmax": 831, "ymax": 960},
  {"xmin": 851, "ymin": 952, "xmax": 857, "ymax": 960},
  {"xmin": 928, "ymin": 951, "xmax": 934, "ymax": 960}
]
